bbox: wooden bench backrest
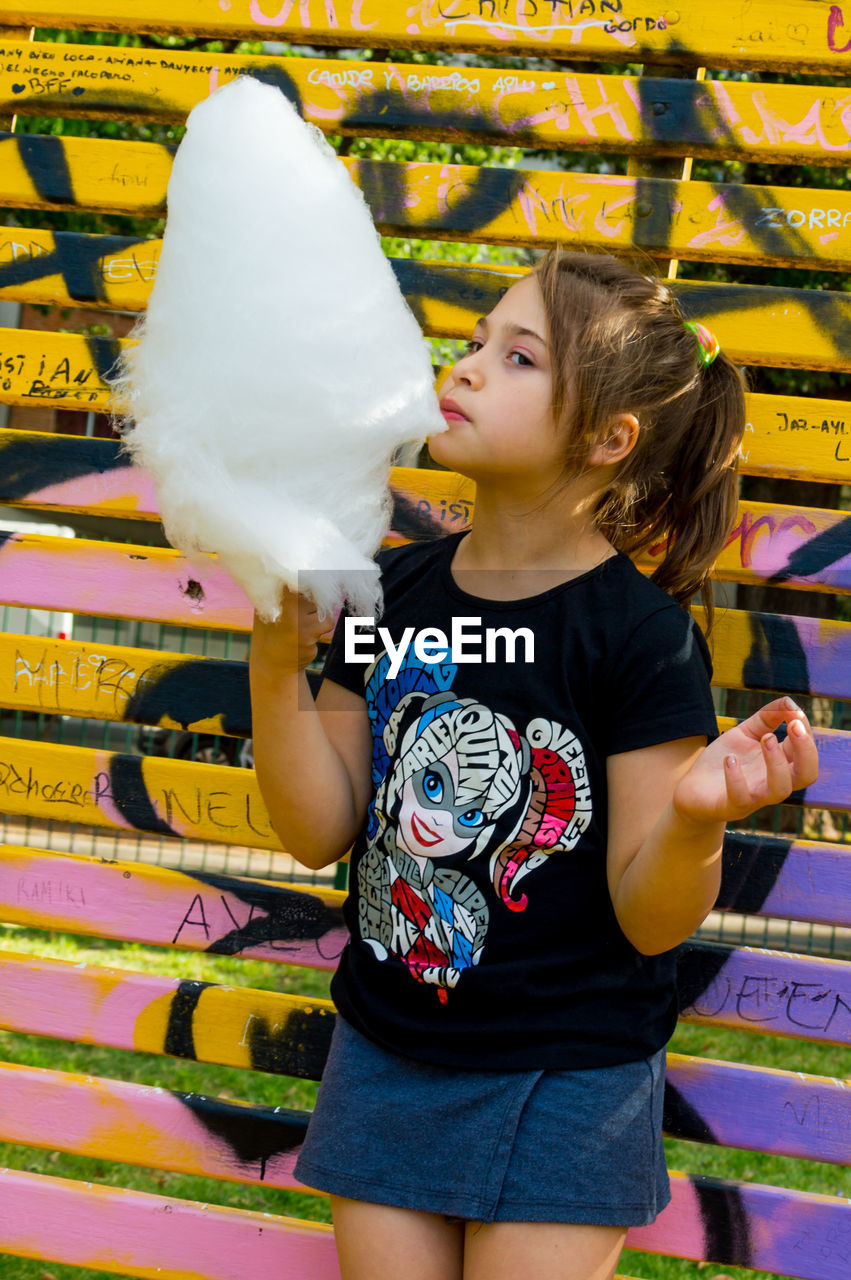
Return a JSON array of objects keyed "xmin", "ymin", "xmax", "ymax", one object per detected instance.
[{"xmin": 0, "ymin": 5, "xmax": 849, "ymax": 1278}]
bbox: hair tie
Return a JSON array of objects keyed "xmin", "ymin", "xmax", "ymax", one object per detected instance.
[{"xmin": 684, "ymin": 321, "xmax": 720, "ymax": 367}]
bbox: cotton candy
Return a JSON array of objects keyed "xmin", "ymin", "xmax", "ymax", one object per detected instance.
[{"xmin": 114, "ymin": 75, "xmax": 446, "ymax": 620}]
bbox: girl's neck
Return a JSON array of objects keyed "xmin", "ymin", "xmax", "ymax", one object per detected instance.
[{"xmin": 451, "ymin": 483, "xmax": 616, "ymax": 599}]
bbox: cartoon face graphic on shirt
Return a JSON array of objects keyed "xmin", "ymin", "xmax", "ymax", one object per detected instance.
[
  {"xmin": 397, "ymin": 751, "xmax": 488, "ymax": 860},
  {"xmin": 357, "ymin": 665, "xmax": 592, "ymax": 1003}
]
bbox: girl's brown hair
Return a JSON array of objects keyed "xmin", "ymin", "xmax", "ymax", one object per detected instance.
[{"xmin": 534, "ymin": 250, "xmax": 746, "ymax": 627}]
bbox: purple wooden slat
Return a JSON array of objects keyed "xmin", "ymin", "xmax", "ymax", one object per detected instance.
[
  {"xmin": 665, "ymin": 1054, "xmax": 851, "ymax": 1164},
  {"xmin": 788, "ymin": 728, "xmax": 851, "ymax": 812},
  {"xmin": 679, "ymin": 943, "xmax": 851, "ymax": 1045},
  {"xmin": 719, "ymin": 831, "xmax": 851, "ymax": 927}
]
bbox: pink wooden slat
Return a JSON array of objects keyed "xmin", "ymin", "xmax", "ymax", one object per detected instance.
[
  {"xmin": 0, "ymin": 949, "xmax": 335, "ymax": 1079},
  {"xmin": 632, "ymin": 1170, "xmax": 851, "ymax": 1280},
  {"xmin": 0, "ymin": 844, "xmax": 346, "ymax": 970},
  {"xmin": 0, "ymin": 1167, "xmax": 338, "ymax": 1280},
  {"xmin": 1, "ymin": 1052, "xmax": 847, "ymax": 1194},
  {"xmin": 0, "ymin": 1165, "xmax": 845, "ymax": 1280},
  {"xmin": 0, "ymin": 531, "xmax": 252, "ymax": 631},
  {"xmin": 0, "ymin": 508, "xmax": 850, "ymax": 634},
  {"xmin": 0, "ymin": 1060, "xmax": 312, "ymax": 1191}
]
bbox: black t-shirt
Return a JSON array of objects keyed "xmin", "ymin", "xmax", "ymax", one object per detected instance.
[{"xmin": 323, "ymin": 532, "xmax": 718, "ymax": 1070}]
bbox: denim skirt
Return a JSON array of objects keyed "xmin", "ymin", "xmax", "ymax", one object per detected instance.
[{"xmin": 294, "ymin": 1016, "xmax": 670, "ymax": 1226}]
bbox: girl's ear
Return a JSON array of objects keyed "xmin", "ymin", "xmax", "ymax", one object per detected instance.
[{"xmin": 588, "ymin": 413, "xmax": 640, "ymax": 467}]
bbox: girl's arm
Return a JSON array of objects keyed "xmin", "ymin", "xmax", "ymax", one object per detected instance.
[
  {"xmin": 250, "ymin": 591, "xmax": 373, "ymax": 870},
  {"xmin": 606, "ymin": 697, "xmax": 818, "ymax": 955}
]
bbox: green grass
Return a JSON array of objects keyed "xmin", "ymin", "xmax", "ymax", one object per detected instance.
[{"xmin": 0, "ymin": 925, "xmax": 847, "ymax": 1280}]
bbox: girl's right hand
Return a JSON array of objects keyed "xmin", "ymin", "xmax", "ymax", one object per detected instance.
[{"xmin": 250, "ymin": 589, "xmax": 334, "ymax": 677}]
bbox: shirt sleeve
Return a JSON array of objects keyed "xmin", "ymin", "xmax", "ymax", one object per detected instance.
[
  {"xmin": 319, "ymin": 603, "xmax": 366, "ymax": 696},
  {"xmin": 318, "ymin": 545, "xmax": 402, "ymax": 697},
  {"xmin": 604, "ymin": 605, "xmax": 718, "ymax": 756}
]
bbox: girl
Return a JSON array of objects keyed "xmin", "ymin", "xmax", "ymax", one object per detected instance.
[{"xmin": 250, "ymin": 250, "xmax": 818, "ymax": 1280}]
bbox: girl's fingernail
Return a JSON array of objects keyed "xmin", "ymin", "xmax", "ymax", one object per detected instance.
[
  {"xmin": 725, "ymin": 755, "xmax": 738, "ymax": 769},
  {"xmin": 762, "ymin": 733, "xmax": 778, "ymax": 751},
  {"xmin": 789, "ymin": 719, "xmax": 807, "ymax": 739},
  {"xmin": 784, "ymin": 697, "xmax": 802, "ymax": 715}
]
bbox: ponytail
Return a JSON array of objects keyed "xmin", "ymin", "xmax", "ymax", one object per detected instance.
[
  {"xmin": 646, "ymin": 353, "xmax": 744, "ymax": 627},
  {"xmin": 535, "ymin": 251, "xmax": 747, "ymax": 629}
]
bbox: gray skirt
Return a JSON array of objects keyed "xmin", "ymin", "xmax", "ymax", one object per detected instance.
[{"xmin": 294, "ymin": 1016, "xmax": 670, "ymax": 1226}]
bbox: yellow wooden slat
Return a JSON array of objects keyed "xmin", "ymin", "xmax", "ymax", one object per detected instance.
[
  {"xmin": 742, "ymin": 394, "xmax": 851, "ymax": 482},
  {"xmin": 2, "ymin": 39, "xmax": 849, "ymax": 165},
  {"xmin": 0, "ymin": 736, "xmax": 281, "ymax": 848},
  {"xmin": 1, "ymin": 0, "xmax": 848, "ymax": 73},
  {"xmin": 0, "ymin": 292, "xmax": 847, "ymax": 447},
  {"xmin": 0, "ymin": 131, "xmax": 171, "ymax": 216},
  {"xmin": 0, "ymin": 634, "xmax": 246, "ymax": 734},
  {"xmin": 5, "ymin": 171, "xmax": 851, "ymax": 295}
]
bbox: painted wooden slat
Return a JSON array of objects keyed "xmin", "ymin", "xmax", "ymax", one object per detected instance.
[
  {"xmin": 741, "ymin": 393, "xmax": 851, "ymax": 483},
  {"xmin": 631, "ymin": 1170, "xmax": 851, "ymax": 1280},
  {"xmin": 2, "ymin": 941, "xmax": 850, "ymax": 1078},
  {"xmin": 0, "ymin": 736, "xmax": 282, "ymax": 849},
  {"xmin": 1, "ymin": 402, "xmax": 848, "ymax": 542},
  {"xmin": 0, "ymin": 634, "xmax": 251, "ymax": 736},
  {"xmin": 716, "ymin": 500, "xmax": 851, "ymax": 595},
  {"xmin": 0, "ymin": 1052, "xmax": 846, "ymax": 1202},
  {"xmin": 5, "ymin": 606, "xmax": 851, "ymax": 727},
  {"xmin": 0, "ymin": 323, "xmax": 117, "ymax": 410},
  {"xmin": 0, "ymin": 1163, "xmax": 846, "ymax": 1280},
  {"xmin": 399, "ymin": 261, "xmax": 851, "ymax": 372},
  {"xmin": 696, "ymin": 607, "xmax": 851, "ymax": 701},
  {"xmin": 664, "ymin": 1052, "xmax": 851, "ymax": 1164},
  {"xmin": 2, "ymin": 40, "xmax": 849, "ymax": 167},
  {"xmin": 0, "ymin": 427, "xmax": 160, "ymax": 519},
  {"xmin": 6, "ymin": 168, "xmax": 851, "ymax": 287},
  {"xmin": 679, "ymin": 942, "xmax": 851, "ymax": 1046},
  {"xmin": 2, "ymin": 0, "xmax": 849, "ymax": 75},
  {"xmin": 0, "ymin": 1060, "xmax": 314, "ymax": 1191},
  {"xmin": 0, "ymin": 824, "xmax": 848, "ymax": 973},
  {"xmin": 0, "ymin": 275, "xmax": 848, "ymax": 421},
  {"xmin": 0, "ymin": 531, "xmax": 254, "ymax": 630},
  {"xmin": 0, "ymin": 508, "xmax": 849, "ymax": 646},
  {"xmin": 0, "ymin": 948, "xmax": 335, "ymax": 1077},
  {"xmin": 718, "ymin": 830, "xmax": 851, "ymax": 928},
  {"xmin": 0, "ymin": 1167, "xmax": 339, "ymax": 1280},
  {"xmin": 0, "ymin": 844, "xmax": 346, "ymax": 969}
]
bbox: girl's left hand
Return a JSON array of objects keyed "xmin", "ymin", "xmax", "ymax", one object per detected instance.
[{"xmin": 672, "ymin": 696, "xmax": 819, "ymax": 826}]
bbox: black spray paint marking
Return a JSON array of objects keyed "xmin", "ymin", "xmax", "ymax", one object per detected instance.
[
  {"xmin": 717, "ymin": 831, "xmax": 792, "ymax": 916},
  {"xmin": 189, "ymin": 868, "xmax": 345, "ymax": 959},
  {"xmin": 243, "ymin": 1006, "xmax": 334, "ymax": 1081},
  {"xmin": 125, "ymin": 658, "xmax": 251, "ymax": 738},
  {"xmin": 769, "ymin": 513, "xmax": 851, "ymax": 585},
  {"xmin": 693, "ymin": 1177, "xmax": 753, "ymax": 1268},
  {"xmin": 12, "ymin": 131, "xmax": 74, "ymax": 205},
  {"xmin": 108, "ymin": 753, "xmax": 178, "ymax": 837},
  {"xmin": 176, "ymin": 1088, "xmax": 310, "ymax": 1180},
  {"xmin": 663, "ymin": 1081, "xmax": 719, "ymax": 1145},
  {"xmin": 0, "ymin": 431, "xmax": 131, "ymax": 502},
  {"xmin": 163, "ymin": 979, "xmax": 213, "ymax": 1060}
]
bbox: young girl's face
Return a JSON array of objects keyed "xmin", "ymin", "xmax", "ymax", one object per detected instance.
[{"xmin": 430, "ymin": 275, "xmax": 558, "ymax": 486}]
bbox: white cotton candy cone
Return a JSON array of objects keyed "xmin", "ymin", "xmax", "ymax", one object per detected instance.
[{"xmin": 114, "ymin": 75, "xmax": 446, "ymax": 620}]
